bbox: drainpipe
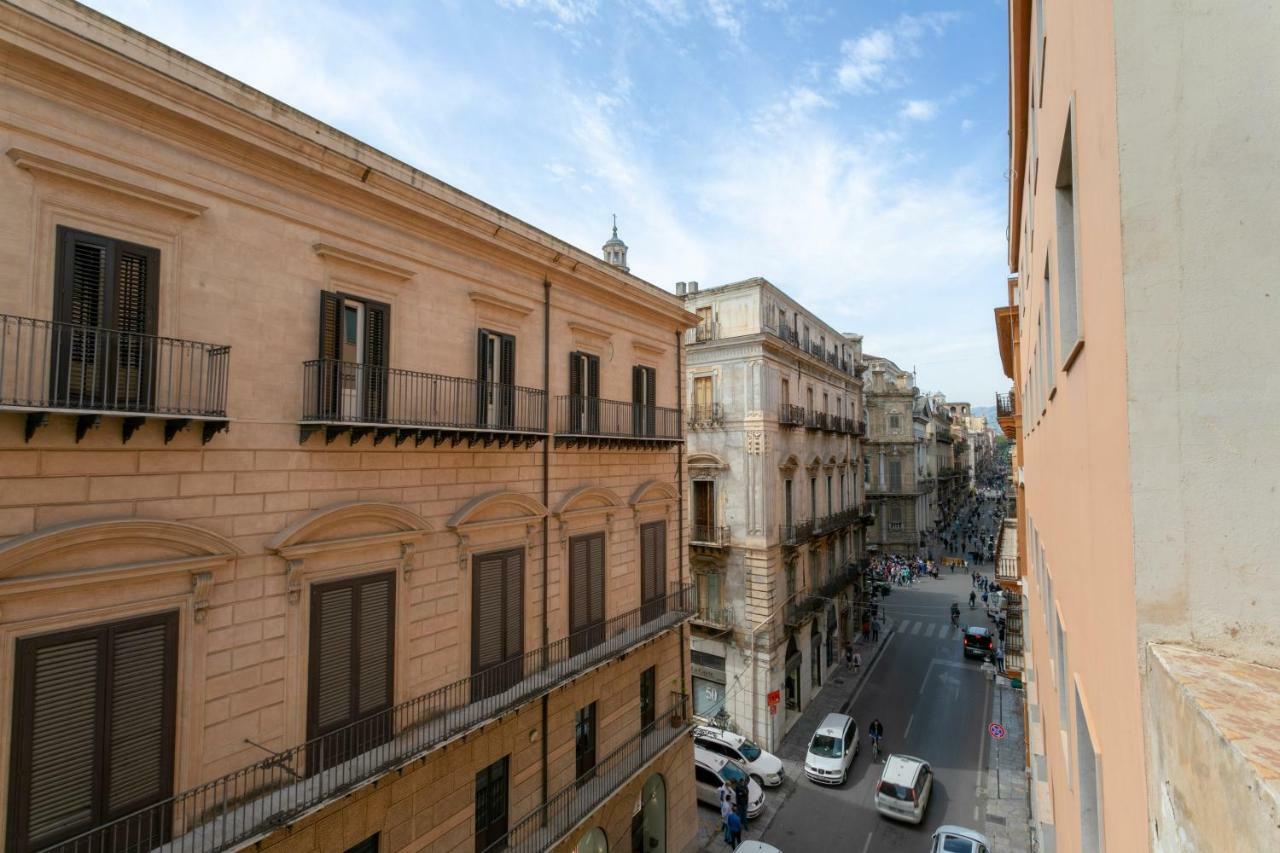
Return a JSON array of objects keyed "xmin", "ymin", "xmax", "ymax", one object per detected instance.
[
  {"xmin": 675, "ymin": 329, "xmax": 687, "ymax": 707},
  {"xmin": 540, "ymin": 277, "xmax": 551, "ymax": 820}
]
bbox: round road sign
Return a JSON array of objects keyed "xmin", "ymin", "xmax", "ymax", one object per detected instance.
[{"xmin": 988, "ymin": 722, "xmax": 1007, "ymax": 739}]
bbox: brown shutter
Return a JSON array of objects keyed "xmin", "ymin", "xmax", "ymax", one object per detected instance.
[
  {"xmin": 363, "ymin": 300, "xmax": 389, "ymax": 421},
  {"xmin": 503, "ymin": 551, "xmax": 524, "ymax": 660},
  {"xmin": 311, "ymin": 585, "xmax": 354, "ymax": 732},
  {"xmin": 317, "ymin": 291, "xmax": 341, "ymax": 418},
  {"xmin": 473, "ymin": 553, "xmax": 506, "ymax": 671},
  {"xmin": 586, "ymin": 355, "xmax": 600, "ymax": 433},
  {"xmin": 15, "ymin": 635, "xmax": 100, "ymax": 850},
  {"xmin": 588, "ymin": 533, "xmax": 605, "ymax": 625},
  {"xmin": 569, "ymin": 536, "xmax": 590, "ymax": 633},
  {"xmin": 54, "ymin": 228, "xmax": 109, "ymax": 405},
  {"xmin": 105, "ymin": 616, "xmax": 176, "ymax": 816},
  {"xmin": 640, "ymin": 523, "xmax": 657, "ymax": 602},
  {"xmin": 569, "ymin": 351, "xmax": 582, "ymax": 397},
  {"xmin": 499, "ymin": 334, "xmax": 516, "ymax": 426},
  {"xmin": 356, "ymin": 576, "xmax": 394, "ymax": 716},
  {"xmin": 111, "ymin": 246, "xmax": 158, "ymax": 407}
]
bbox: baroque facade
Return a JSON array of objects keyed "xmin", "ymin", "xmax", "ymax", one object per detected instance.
[
  {"xmin": 679, "ymin": 277, "xmax": 868, "ymax": 750},
  {"xmin": 862, "ymin": 356, "xmax": 924, "ymax": 556},
  {"xmin": 0, "ymin": 3, "xmax": 697, "ymax": 853}
]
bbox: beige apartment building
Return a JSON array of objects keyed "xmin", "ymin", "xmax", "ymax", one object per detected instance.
[
  {"xmin": 862, "ymin": 356, "xmax": 926, "ymax": 556},
  {"xmin": 1004, "ymin": 0, "xmax": 1280, "ymax": 851},
  {"xmin": 0, "ymin": 3, "xmax": 698, "ymax": 853},
  {"xmin": 679, "ymin": 278, "xmax": 868, "ymax": 749}
]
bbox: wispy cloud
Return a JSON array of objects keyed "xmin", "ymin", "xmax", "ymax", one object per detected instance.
[
  {"xmin": 901, "ymin": 99, "xmax": 938, "ymax": 121},
  {"xmin": 496, "ymin": 0, "xmax": 598, "ymax": 25},
  {"xmin": 837, "ymin": 12, "xmax": 960, "ymax": 94}
]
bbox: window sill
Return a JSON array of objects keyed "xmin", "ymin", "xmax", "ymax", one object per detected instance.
[{"xmin": 1061, "ymin": 337, "xmax": 1085, "ymax": 373}]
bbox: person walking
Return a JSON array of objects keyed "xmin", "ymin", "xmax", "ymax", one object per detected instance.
[
  {"xmin": 725, "ymin": 809, "xmax": 742, "ymax": 848},
  {"xmin": 852, "ymin": 651, "xmax": 862, "ymax": 674},
  {"xmin": 845, "ymin": 643, "xmax": 854, "ymax": 670},
  {"xmin": 995, "ymin": 646, "xmax": 1006, "ymax": 674},
  {"xmin": 872, "ymin": 617, "xmax": 882, "ymax": 642},
  {"xmin": 734, "ymin": 778, "xmax": 750, "ymax": 832},
  {"xmin": 719, "ymin": 789, "xmax": 734, "ymax": 843}
]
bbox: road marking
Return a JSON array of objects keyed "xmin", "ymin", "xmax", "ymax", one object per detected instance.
[
  {"xmin": 861, "ymin": 832, "xmax": 874, "ymax": 853},
  {"xmin": 924, "ymin": 623, "xmax": 936, "ymax": 638},
  {"xmin": 910, "ymin": 621, "xmax": 923, "ymax": 635},
  {"xmin": 904, "ymin": 713, "xmax": 914, "ymax": 739}
]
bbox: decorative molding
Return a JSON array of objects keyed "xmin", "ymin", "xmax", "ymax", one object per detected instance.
[
  {"xmin": 469, "ymin": 291, "xmax": 535, "ymax": 325},
  {"xmin": 632, "ymin": 339, "xmax": 668, "ymax": 359},
  {"xmin": 268, "ymin": 501, "xmax": 432, "ymax": 556},
  {"xmin": 746, "ymin": 431, "xmax": 766, "ymax": 456},
  {"xmin": 628, "ymin": 479, "xmax": 679, "ymax": 509},
  {"xmin": 399, "ymin": 542, "xmax": 416, "ymax": 579},
  {"xmin": 568, "ymin": 321, "xmax": 612, "ymax": 349},
  {"xmin": 190, "ymin": 571, "xmax": 213, "ymax": 623},
  {"xmin": 0, "ymin": 517, "xmax": 241, "ymax": 577},
  {"xmin": 687, "ymin": 452, "xmax": 729, "ymax": 472},
  {"xmin": 285, "ymin": 559, "xmax": 305, "ymax": 605},
  {"xmin": 313, "ymin": 242, "xmax": 415, "ymax": 280},
  {"xmin": 448, "ymin": 490, "xmax": 549, "ymax": 531},
  {"xmin": 7, "ymin": 147, "xmax": 207, "ymax": 217}
]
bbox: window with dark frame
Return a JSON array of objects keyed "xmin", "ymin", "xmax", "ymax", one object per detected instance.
[
  {"xmin": 575, "ymin": 702, "xmax": 598, "ymax": 783},
  {"xmin": 472, "ymin": 549, "xmax": 525, "ymax": 700},
  {"xmin": 318, "ymin": 291, "xmax": 390, "ymax": 423},
  {"xmin": 568, "ymin": 533, "xmax": 606, "ymax": 655},
  {"xmin": 7, "ymin": 611, "xmax": 178, "ymax": 853},
  {"xmin": 639, "ymin": 521, "xmax": 667, "ymax": 622},
  {"xmin": 640, "ymin": 666, "xmax": 656, "ymax": 732},
  {"xmin": 307, "ymin": 573, "xmax": 396, "ymax": 772},
  {"xmin": 474, "ymin": 756, "xmax": 509, "ymax": 852},
  {"xmin": 632, "ymin": 365, "xmax": 657, "ymax": 435},
  {"xmin": 477, "ymin": 329, "xmax": 516, "ymax": 428},
  {"xmin": 568, "ymin": 351, "xmax": 601, "ymax": 433}
]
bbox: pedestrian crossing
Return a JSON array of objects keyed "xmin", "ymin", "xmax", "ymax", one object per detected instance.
[{"xmin": 893, "ymin": 619, "xmax": 968, "ymax": 641}]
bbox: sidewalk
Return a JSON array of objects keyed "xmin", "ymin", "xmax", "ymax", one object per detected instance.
[
  {"xmin": 980, "ymin": 674, "xmax": 1032, "ymax": 851},
  {"xmin": 690, "ymin": 625, "xmax": 897, "ymax": 852}
]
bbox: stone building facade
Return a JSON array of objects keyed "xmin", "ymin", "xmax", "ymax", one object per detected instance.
[
  {"xmin": 0, "ymin": 3, "xmax": 696, "ymax": 852},
  {"xmin": 862, "ymin": 356, "xmax": 924, "ymax": 557},
  {"xmin": 679, "ymin": 278, "xmax": 868, "ymax": 750}
]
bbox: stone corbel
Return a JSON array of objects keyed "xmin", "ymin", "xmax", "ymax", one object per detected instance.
[
  {"xmin": 456, "ymin": 533, "xmax": 471, "ymax": 574},
  {"xmin": 286, "ymin": 558, "xmax": 305, "ymax": 605},
  {"xmin": 399, "ymin": 541, "xmax": 416, "ymax": 579},
  {"xmin": 190, "ymin": 570, "xmax": 213, "ymax": 623}
]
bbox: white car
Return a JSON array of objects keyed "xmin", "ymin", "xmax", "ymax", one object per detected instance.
[
  {"xmin": 874, "ymin": 754, "xmax": 933, "ymax": 824},
  {"xmin": 803, "ymin": 712, "xmax": 858, "ymax": 785},
  {"xmin": 930, "ymin": 825, "xmax": 991, "ymax": 853},
  {"xmin": 693, "ymin": 745, "xmax": 765, "ymax": 819},
  {"xmin": 733, "ymin": 843, "xmax": 783, "ymax": 853},
  {"xmin": 693, "ymin": 725, "xmax": 785, "ymax": 787}
]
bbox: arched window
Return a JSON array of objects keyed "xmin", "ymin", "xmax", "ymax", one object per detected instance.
[
  {"xmin": 576, "ymin": 826, "xmax": 608, "ymax": 853},
  {"xmin": 630, "ymin": 773, "xmax": 666, "ymax": 853}
]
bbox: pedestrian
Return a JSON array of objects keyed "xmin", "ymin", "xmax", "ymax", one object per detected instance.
[
  {"xmin": 725, "ymin": 809, "xmax": 742, "ymax": 847},
  {"xmin": 734, "ymin": 778, "xmax": 750, "ymax": 831},
  {"xmin": 845, "ymin": 643, "xmax": 853, "ymax": 670},
  {"xmin": 995, "ymin": 646, "xmax": 1006, "ymax": 673},
  {"xmin": 872, "ymin": 618, "xmax": 881, "ymax": 642},
  {"xmin": 852, "ymin": 651, "xmax": 862, "ymax": 673}
]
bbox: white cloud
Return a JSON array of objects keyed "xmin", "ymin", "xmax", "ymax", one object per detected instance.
[
  {"xmin": 961, "ymin": 118, "xmax": 975, "ymax": 132},
  {"xmin": 705, "ymin": 0, "xmax": 743, "ymax": 40},
  {"xmin": 901, "ymin": 99, "xmax": 938, "ymax": 121},
  {"xmin": 496, "ymin": 0, "xmax": 598, "ymax": 25},
  {"xmin": 754, "ymin": 86, "xmax": 833, "ymax": 132},
  {"xmin": 837, "ymin": 12, "xmax": 960, "ymax": 93}
]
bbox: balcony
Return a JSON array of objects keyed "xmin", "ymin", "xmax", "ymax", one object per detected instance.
[
  {"xmin": 688, "ymin": 402, "xmax": 724, "ymax": 429},
  {"xmin": 691, "ymin": 604, "xmax": 735, "ymax": 631},
  {"xmin": 778, "ymin": 403, "xmax": 805, "ymax": 427},
  {"xmin": 779, "ymin": 521, "xmax": 814, "ymax": 547},
  {"xmin": 770, "ymin": 324, "xmax": 799, "ymax": 347},
  {"xmin": 996, "ymin": 389, "xmax": 1018, "ymax": 440},
  {"xmin": 552, "ymin": 395, "xmax": 682, "ymax": 448},
  {"xmin": 687, "ymin": 322, "xmax": 719, "ymax": 344},
  {"xmin": 805, "ymin": 410, "xmax": 825, "ymax": 430},
  {"xmin": 489, "ymin": 695, "xmax": 690, "ymax": 853},
  {"xmin": 49, "ymin": 586, "xmax": 695, "ymax": 853},
  {"xmin": 690, "ymin": 523, "xmax": 729, "ymax": 548},
  {"xmin": 0, "ymin": 313, "xmax": 230, "ymax": 443},
  {"xmin": 300, "ymin": 359, "xmax": 545, "ymax": 447},
  {"xmin": 784, "ymin": 592, "xmax": 822, "ymax": 626}
]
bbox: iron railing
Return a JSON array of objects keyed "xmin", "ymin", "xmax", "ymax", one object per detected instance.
[
  {"xmin": 779, "ymin": 521, "xmax": 814, "ymax": 546},
  {"xmin": 996, "ymin": 390, "xmax": 1016, "ymax": 418},
  {"xmin": 0, "ymin": 313, "xmax": 229, "ymax": 417},
  {"xmin": 483, "ymin": 696, "xmax": 690, "ymax": 853},
  {"xmin": 301, "ymin": 359, "xmax": 545, "ymax": 432},
  {"xmin": 692, "ymin": 605, "xmax": 735, "ymax": 629},
  {"xmin": 687, "ymin": 322, "xmax": 718, "ymax": 343},
  {"xmin": 43, "ymin": 586, "xmax": 694, "ymax": 853},
  {"xmin": 687, "ymin": 402, "xmax": 723, "ymax": 427},
  {"xmin": 778, "ymin": 403, "xmax": 805, "ymax": 426},
  {"xmin": 768, "ymin": 324, "xmax": 799, "ymax": 346},
  {"xmin": 552, "ymin": 395, "xmax": 681, "ymax": 440},
  {"xmin": 690, "ymin": 524, "xmax": 729, "ymax": 547}
]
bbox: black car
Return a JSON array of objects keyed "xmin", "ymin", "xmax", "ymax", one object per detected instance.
[{"xmin": 962, "ymin": 626, "xmax": 994, "ymax": 660}]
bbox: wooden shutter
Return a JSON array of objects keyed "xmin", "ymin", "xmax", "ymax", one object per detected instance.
[
  {"xmin": 111, "ymin": 245, "xmax": 158, "ymax": 407},
  {"xmin": 499, "ymin": 334, "xmax": 516, "ymax": 426},
  {"xmin": 503, "ymin": 551, "xmax": 524, "ymax": 661},
  {"xmin": 54, "ymin": 229, "xmax": 108, "ymax": 404},
  {"xmin": 588, "ymin": 533, "xmax": 605, "ymax": 626},
  {"xmin": 311, "ymin": 585, "xmax": 354, "ymax": 733},
  {"xmin": 356, "ymin": 576, "xmax": 394, "ymax": 717},
  {"xmin": 363, "ymin": 300, "xmax": 389, "ymax": 422},
  {"xmin": 586, "ymin": 355, "xmax": 600, "ymax": 433},
  {"xmin": 631, "ymin": 366, "xmax": 643, "ymax": 435},
  {"xmin": 569, "ymin": 351, "xmax": 583, "ymax": 397},
  {"xmin": 106, "ymin": 617, "xmax": 176, "ymax": 817},
  {"xmin": 317, "ymin": 291, "xmax": 341, "ymax": 418},
  {"xmin": 569, "ymin": 535, "xmax": 590, "ymax": 634},
  {"xmin": 473, "ymin": 553, "xmax": 506, "ymax": 671}
]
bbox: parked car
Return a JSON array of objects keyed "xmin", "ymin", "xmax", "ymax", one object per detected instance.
[
  {"xmin": 803, "ymin": 712, "xmax": 859, "ymax": 785},
  {"xmin": 693, "ymin": 745, "xmax": 765, "ymax": 818},
  {"xmin": 733, "ymin": 844, "xmax": 783, "ymax": 853},
  {"xmin": 962, "ymin": 626, "xmax": 994, "ymax": 660},
  {"xmin": 930, "ymin": 825, "xmax": 991, "ymax": 853},
  {"xmin": 693, "ymin": 726, "xmax": 785, "ymax": 787},
  {"xmin": 874, "ymin": 754, "xmax": 933, "ymax": 824}
]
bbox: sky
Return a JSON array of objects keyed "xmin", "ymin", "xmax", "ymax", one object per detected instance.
[{"xmin": 86, "ymin": 0, "xmax": 1011, "ymax": 405}]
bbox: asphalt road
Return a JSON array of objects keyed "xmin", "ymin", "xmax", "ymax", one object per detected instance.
[{"xmin": 760, "ymin": 571, "xmax": 998, "ymax": 852}]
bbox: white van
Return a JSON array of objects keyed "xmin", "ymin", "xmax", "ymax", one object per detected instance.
[
  {"xmin": 874, "ymin": 754, "xmax": 933, "ymax": 823},
  {"xmin": 803, "ymin": 712, "xmax": 859, "ymax": 785}
]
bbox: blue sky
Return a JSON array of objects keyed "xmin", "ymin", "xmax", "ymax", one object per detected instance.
[{"xmin": 87, "ymin": 0, "xmax": 1010, "ymax": 405}]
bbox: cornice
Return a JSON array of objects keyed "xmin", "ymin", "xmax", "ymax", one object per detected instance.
[
  {"xmin": 7, "ymin": 146, "xmax": 206, "ymax": 217},
  {"xmin": 568, "ymin": 321, "xmax": 612, "ymax": 349},
  {"xmin": 313, "ymin": 242, "xmax": 415, "ymax": 281}
]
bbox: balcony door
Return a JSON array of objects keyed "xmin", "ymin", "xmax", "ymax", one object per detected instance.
[
  {"xmin": 568, "ymin": 350, "xmax": 600, "ymax": 433},
  {"xmin": 639, "ymin": 522, "xmax": 667, "ymax": 622},
  {"xmin": 692, "ymin": 480, "xmax": 714, "ymax": 541},
  {"xmin": 319, "ymin": 291, "xmax": 389, "ymax": 423},
  {"xmin": 693, "ymin": 375, "xmax": 712, "ymax": 421},
  {"xmin": 632, "ymin": 365, "xmax": 656, "ymax": 436},
  {"xmin": 568, "ymin": 533, "xmax": 605, "ymax": 656},
  {"xmin": 477, "ymin": 329, "xmax": 515, "ymax": 428},
  {"xmin": 472, "ymin": 548, "xmax": 524, "ymax": 701},
  {"xmin": 53, "ymin": 227, "xmax": 159, "ymax": 410}
]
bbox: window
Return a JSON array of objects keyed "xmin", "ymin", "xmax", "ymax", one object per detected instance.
[
  {"xmin": 1075, "ymin": 688, "xmax": 1103, "ymax": 853},
  {"xmin": 632, "ymin": 365, "xmax": 657, "ymax": 435},
  {"xmin": 809, "ymin": 477, "xmax": 817, "ymax": 520},
  {"xmin": 7, "ymin": 612, "xmax": 178, "ymax": 853},
  {"xmin": 889, "ymin": 504, "xmax": 904, "ymax": 532},
  {"xmin": 803, "ymin": 325, "xmax": 810, "ymax": 348},
  {"xmin": 785, "ymin": 563, "xmax": 796, "ymax": 599},
  {"xmin": 569, "ymin": 533, "xmax": 606, "ymax": 655},
  {"xmin": 1043, "ymin": 259, "xmax": 1055, "ymax": 398},
  {"xmin": 568, "ymin": 351, "xmax": 601, "ymax": 432},
  {"xmin": 696, "ymin": 572, "xmax": 721, "ymax": 616},
  {"xmin": 1056, "ymin": 109, "xmax": 1083, "ymax": 368},
  {"xmin": 780, "ymin": 377, "xmax": 790, "ymax": 407},
  {"xmin": 53, "ymin": 226, "xmax": 160, "ymax": 409},
  {"xmin": 346, "ymin": 834, "xmax": 379, "ymax": 853},
  {"xmin": 640, "ymin": 666, "xmax": 656, "ymax": 732},
  {"xmin": 640, "ymin": 522, "xmax": 667, "ymax": 621},
  {"xmin": 825, "ymin": 476, "xmax": 833, "ymax": 515},
  {"xmin": 575, "ymin": 702, "xmax": 598, "ymax": 782},
  {"xmin": 319, "ymin": 291, "xmax": 390, "ymax": 422},
  {"xmin": 472, "ymin": 549, "xmax": 524, "ymax": 700},
  {"xmin": 806, "ymin": 386, "xmax": 815, "ymax": 414},
  {"xmin": 784, "ymin": 478, "xmax": 794, "ymax": 528},
  {"xmin": 840, "ymin": 474, "xmax": 846, "ymax": 510},
  {"xmin": 308, "ymin": 573, "xmax": 395, "ymax": 769},
  {"xmin": 822, "ymin": 392, "xmax": 829, "ymax": 415},
  {"xmin": 477, "ymin": 329, "xmax": 515, "ymax": 427},
  {"xmin": 692, "ymin": 479, "xmax": 715, "ymax": 535},
  {"xmin": 889, "ymin": 413, "xmax": 901, "ymax": 432},
  {"xmin": 888, "ymin": 459, "xmax": 902, "ymax": 492},
  {"xmin": 693, "ymin": 375, "xmax": 713, "ymax": 420},
  {"xmin": 474, "ymin": 757, "xmax": 509, "ymax": 852}
]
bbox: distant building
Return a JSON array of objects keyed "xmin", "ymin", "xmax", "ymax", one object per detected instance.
[{"xmin": 863, "ymin": 356, "xmax": 925, "ymax": 556}]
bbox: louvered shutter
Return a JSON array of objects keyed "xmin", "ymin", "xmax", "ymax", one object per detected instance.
[
  {"xmin": 588, "ymin": 533, "xmax": 605, "ymax": 626},
  {"xmin": 476, "ymin": 330, "xmax": 490, "ymax": 427},
  {"xmin": 105, "ymin": 616, "xmax": 175, "ymax": 817},
  {"xmin": 311, "ymin": 585, "xmax": 354, "ymax": 732},
  {"xmin": 632, "ymin": 366, "xmax": 643, "ymax": 435},
  {"xmin": 503, "ymin": 551, "xmax": 524, "ymax": 660},
  {"xmin": 356, "ymin": 576, "xmax": 394, "ymax": 717},
  {"xmin": 17, "ymin": 635, "xmax": 100, "ymax": 850},
  {"xmin": 569, "ymin": 535, "xmax": 590, "ymax": 634},
  {"xmin": 473, "ymin": 554, "xmax": 506, "ymax": 671},
  {"xmin": 586, "ymin": 355, "xmax": 600, "ymax": 433},
  {"xmin": 317, "ymin": 292, "xmax": 341, "ymax": 418},
  {"xmin": 499, "ymin": 334, "xmax": 516, "ymax": 426},
  {"xmin": 363, "ymin": 300, "xmax": 389, "ymax": 421},
  {"xmin": 641, "ymin": 524, "xmax": 657, "ymax": 603},
  {"xmin": 568, "ymin": 351, "xmax": 583, "ymax": 432},
  {"xmin": 54, "ymin": 228, "xmax": 108, "ymax": 406},
  {"xmin": 645, "ymin": 367, "xmax": 657, "ymax": 435},
  {"xmin": 111, "ymin": 244, "xmax": 159, "ymax": 409}
]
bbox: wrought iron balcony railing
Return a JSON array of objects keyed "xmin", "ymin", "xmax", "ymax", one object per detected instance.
[
  {"xmin": 692, "ymin": 605, "xmax": 735, "ymax": 630},
  {"xmin": 553, "ymin": 395, "xmax": 681, "ymax": 447},
  {"xmin": 42, "ymin": 586, "xmax": 695, "ymax": 853},
  {"xmin": 779, "ymin": 521, "xmax": 814, "ymax": 546},
  {"xmin": 300, "ymin": 359, "xmax": 545, "ymax": 447},
  {"xmin": 484, "ymin": 696, "xmax": 690, "ymax": 853},
  {"xmin": 690, "ymin": 524, "xmax": 729, "ymax": 547},
  {"xmin": 805, "ymin": 410, "xmax": 823, "ymax": 430},
  {"xmin": 0, "ymin": 313, "xmax": 230, "ymax": 443},
  {"xmin": 996, "ymin": 390, "xmax": 1016, "ymax": 418},
  {"xmin": 687, "ymin": 322, "xmax": 719, "ymax": 343},
  {"xmin": 769, "ymin": 324, "xmax": 799, "ymax": 346},
  {"xmin": 778, "ymin": 403, "xmax": 805, "ymax": 427},
  {"xmin": 688, "ymin": 402, "xmax": 724, "ymax": 428}
]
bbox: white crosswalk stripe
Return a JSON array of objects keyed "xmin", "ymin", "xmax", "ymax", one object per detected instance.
[
  {"xmin": 910, "ymin": 621, "xmax": 923, "ymax": 635},
  {"xmin": 924, "ymin": 623, "xmax": 937, "ymax": 637}
]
